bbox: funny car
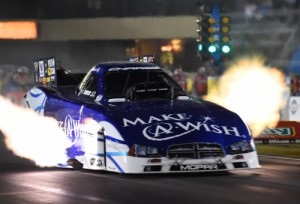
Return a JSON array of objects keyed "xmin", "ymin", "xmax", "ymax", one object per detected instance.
[{"xmin": 22, "ymin": 57, "xmax": 260, "ymax": 173}]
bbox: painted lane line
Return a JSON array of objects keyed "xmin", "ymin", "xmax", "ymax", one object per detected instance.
[
  {"xmin": 0, "ymin": 190, "xmax": 38, "ymax": 197},
  {"xmin": 259, "ymin": 155, "xmax": 300, "ymax": 161}
]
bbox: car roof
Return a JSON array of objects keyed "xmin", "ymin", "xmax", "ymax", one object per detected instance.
[{"xmin": 93, "ymin": 61, "xmax": 160, "ymax": 73}]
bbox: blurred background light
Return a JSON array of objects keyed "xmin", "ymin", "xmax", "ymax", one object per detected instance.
[{"xmin": 0, "ymin": 21, "xmax": 37, "ymax": 39}]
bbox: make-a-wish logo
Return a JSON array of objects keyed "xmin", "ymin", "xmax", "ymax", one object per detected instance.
[
  {"xmin": 58, "ymin": 115, "xmax": 82, "ymax": 145},
  {"xmin": 123, "ymin": 113, "xmax": 245, "ymax": 141}
]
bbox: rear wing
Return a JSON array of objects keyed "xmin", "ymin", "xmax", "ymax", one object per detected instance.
[
  {"xmin": 34, "ymin": 57, "xmax": 57, "ymax": 86},
  {"xmin": 33, "ymin": 57, "xmax": 85, "ymax": 87}
]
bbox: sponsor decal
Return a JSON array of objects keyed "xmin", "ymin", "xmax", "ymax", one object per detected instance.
[
  {"xmin": 129, "ymin": 57, "xmax": 139, "ymax": 62},
  {"xmin": 255, "ymin": 139, "xmax": 299, "ymax": 144},
  {"xmin": 289, "ymin": 97, "xmax": 300, "ymax": 121},
  {"xmin": 83, "ymin": 90, "xmax": 91, "ymax": 96},
  {"xmin": 97, "ymin": 159, "xmax": 103, "ymax": 167},
  {"xmin": 142, "ymin": 56, "xmax": 155, "ymax": 63},
  {"xmin": 48, "ymin": 58, "xmax": 55, "ymax": 68},
  {"xmin": 34, "ymin": 61, "xmax": 39, "ymax": 72},
  {"xmin": 34, "ymin": 57, "xmax": 57, "ymax": 86},
  {"xmin": 290, "ymin": 99, "xmax": 299, "ymax": 115},
  {"xmin": 90, "ymin": 158, "xmax": 95, "ymax": 165},
  {"xmin": 180, "ymin": 164, "xmax": 218, "ymax": 171},
  {"xmin": 261, "ymin": 127, "xmax": 294, "ymax": 137},
  {"xmin": 42, "ymin": 77, "xmax": 46, "ymax": 84},
  {"xmin": 83, "ymin": 90, "xmax": 96, "ymax": 98},
  {"xmin": 170, "ymin": 163, "xmax": 226, "ymax": 171},
  {"xmin": 38, "ymin": 60, "xmax": 45, "ymax": 77},
  {"xmin": 268, "ymin": 139, "xmax": 295, "ymax": 144},
  {"xmin": 129, "ymin": 55, "xmax": 155, "ymax": 63},
  {"xmin": 106, "ymin": 141, "xmax": 128, "ymax": 152},
  {"xmin": 256, "ymin": 121, "xmax": 300, "ymax": 142},
  {"xmin": 109, "ymin": 67, "xmax": 160, "ymax": 71},
  {"xmin": 47, "ymin": 68, "xmax": 55, "ymax": 76},
  {"xmin": 108, "ymin": 166, "xmax": 116, "ymax": 170},
  {"xmin": 58, "ymin": 115, "xmax": 85, "ymax": 158},
  {"xmin": 58, "ymin": 115, "xmax": 82, "ymax": 145},
  {"xmin": 123, "ymin": 113, "xmax": 245, "ymax": 141}
]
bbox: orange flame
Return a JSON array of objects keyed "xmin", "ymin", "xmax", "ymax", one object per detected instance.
[
  {"xmin": 0, "ymin": 95, "xmax": 71, "ymax": 167},
  {"xmin": 205, "ymin": 57, "xmax": 287, "ymax": 137}
]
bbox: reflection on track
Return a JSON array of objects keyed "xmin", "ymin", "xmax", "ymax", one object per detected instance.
[{"xmin": 0, "ymin": 156, "xmax": 300, "ymax": 204}]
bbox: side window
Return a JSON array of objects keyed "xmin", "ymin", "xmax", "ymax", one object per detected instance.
[{"xmin": 78, "ymin": 73, "xmax": 99, "ymax": 99}]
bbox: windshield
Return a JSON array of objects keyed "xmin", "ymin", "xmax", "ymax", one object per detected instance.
[{"xmin": 103, "ymin": 69, "xmax": 186, "ymax": 100}]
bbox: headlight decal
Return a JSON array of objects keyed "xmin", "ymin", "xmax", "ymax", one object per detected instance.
[
  {"xmin": 250, "ymin": 139, "xmax": 256, "ymax": 151},
  {"xmin": 227, "ymin": 140, "xmax": 253, "ymax": 155},
  {"xmin": 128, "ymin": 144, "xmax": 162, "ymax": 157}
]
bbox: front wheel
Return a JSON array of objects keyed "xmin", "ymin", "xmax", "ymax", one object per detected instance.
[{"xmin": 67, "ymin": 158, "xmax": 83, "ymax": 170}]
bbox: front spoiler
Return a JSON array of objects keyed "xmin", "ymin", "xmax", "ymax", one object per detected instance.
[{"xmin": 82, "ymin": 151, "xmax": 260, "ymax": 174}]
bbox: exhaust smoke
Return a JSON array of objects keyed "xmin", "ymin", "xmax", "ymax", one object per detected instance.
[
  {"xmin": 205, "ymin": 57, "xmax": 287, "ymax": 137},
  {"xmin": 0, "ymin": 95, "xmax": 71, "ymax": 167}
]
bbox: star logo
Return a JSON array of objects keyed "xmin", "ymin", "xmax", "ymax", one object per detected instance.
[
  {"xmin": 290, "ymin": 99, "xmax": 299, "ymax": 115},
  {"xmin": 200, "ymin": 116, "xmax": 215, "ymax": 124}
]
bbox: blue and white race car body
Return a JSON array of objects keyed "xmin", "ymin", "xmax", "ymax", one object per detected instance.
[{"xmin": 22, "ymin": 59, "xmax": 260, "ymax": 173}]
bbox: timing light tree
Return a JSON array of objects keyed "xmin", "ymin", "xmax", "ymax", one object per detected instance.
[{"xmin": 196, "ymin": 1, "xmax": 232, "ymax": 63}]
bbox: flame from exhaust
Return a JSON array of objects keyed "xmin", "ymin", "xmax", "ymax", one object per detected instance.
[
  {"xmin": 0, "ymin": 95, "xmax": 71, "ymax": 167},
  {"xmin": 205, "ymin": 57, "xmax": 287, "ymax": 137}
]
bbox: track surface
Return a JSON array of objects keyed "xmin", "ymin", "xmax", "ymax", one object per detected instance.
[{"xmin": 0, "ymin": 156, "xmax": 299, "ymax": 204}]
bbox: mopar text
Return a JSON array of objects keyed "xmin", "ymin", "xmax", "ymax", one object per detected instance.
[{"xmin": 180, "ymin": 164, "xmax": 218, "ymax": 171}]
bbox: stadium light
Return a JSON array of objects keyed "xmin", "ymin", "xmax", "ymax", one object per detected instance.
[{"xmin": 0, "ymin": 21, "xmax": 37, "ymax": 39}]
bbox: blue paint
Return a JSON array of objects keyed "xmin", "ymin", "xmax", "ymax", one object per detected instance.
[
  {"xmin": 97, "ymin": 138, "xmax": 104, "ymax": 142},
  {"xmin": 97, "ymin": 152, "xmax": 127, "ymax": 157},
  {"xmin": 34, "ymin": 105, "xmax": 45, "ymax": 112},
  {"xmin": 30, "ymin": 91, "xmax": 43, "ymax": 98},
  {"xmin": 34, "ymin": 95, "xmax": 47, "ymax": 113},
  {"xmin": 107, "ymin": 155, "xmax": 125, "ymax": 173},
  {"xmin": 66, "ymin": 146, "xmax": 85, "ymax": 158},
  {"xmin": 36, "ymin": 62, "xmax": 253, "ymax": 161},
  {"xmin": 105, "ymin": 136, "xmax": 127, "ymax": 145}
]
